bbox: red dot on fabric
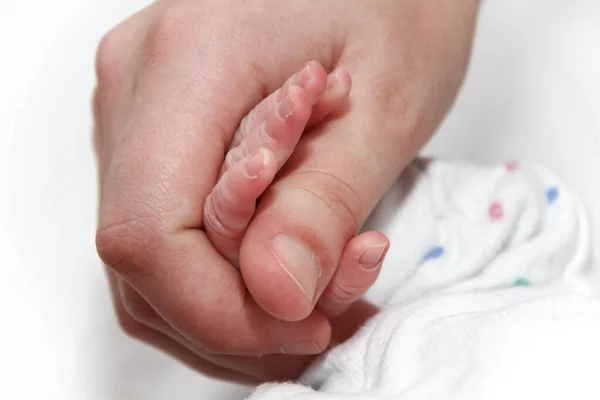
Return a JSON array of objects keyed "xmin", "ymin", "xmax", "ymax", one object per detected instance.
[
  {"xmin": 505, "ymin": 161, "xmax": 520, "ymax": 171},
  {"xmin": 489, "ymin": 201, "xmax": 504, "ymax": 220}
]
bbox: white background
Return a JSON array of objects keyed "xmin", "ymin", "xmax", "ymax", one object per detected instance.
[{"xmin": 1, "ymin": 0, "xmax": 599, "ymax": 399}]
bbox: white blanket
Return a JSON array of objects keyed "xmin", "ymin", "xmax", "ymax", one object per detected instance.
[{"xmin": 249, "ymin": 160, "xmax": 600, "ymax": 399}]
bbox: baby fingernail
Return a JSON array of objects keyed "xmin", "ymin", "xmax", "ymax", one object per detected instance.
[
  {"xmin": 326, "ymin": 71, "xmax": 339, "ymax": 90},
  {"xmin": 280, "ymin": 340, "xmax": 322, "ymax": 355},
  {"xmin": 292, "ymin": 63, "xmax": 312, "ymax": 88},
  {"xmin": 359, "ymin": 244, "xmax": 387, "ymax": 269},
  {"xmin": 244, "ymin": 148, "xmax": 266, "ymax": 178},
  {"xmin": 268, "ymin": 234, "xmax": 320, "ymax": 302},
  {"xmin": 276, "ymin": 94, "xmax": 295, "ymax": 119}
]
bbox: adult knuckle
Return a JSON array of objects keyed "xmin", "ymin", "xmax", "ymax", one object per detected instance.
[
  {"xmin": 144, "ymin": 4, "xmax": 198, "ymax": 64},
  {"xmin": 193, "ymin": 324, "xmax": 239, "ymax": 354},
  {"xmin": 95, "ymin": 27, "xmax": 125, "ymax": 90},
  {"xmin": 293, "ymin": 170, "xmax": 362, "ymax": 235},
  {"xmin": 201, "ymin": 336, "xmax": 229, "ymax": 354},
  {"xmin": 329, "ymin": 283, "xmax": 361, "ymax": 305},
  {"xmin": 96, "ymin": 210, "xmax": 154, "ymax": 278},
  {"xmin": 121, "ymin": 286, "xmax": 156, "ymax": 324},
  {"xmin": 192, "ymin": 314, "xmax": 243, "ymax": 354},
  {"xmin": 370, "ymin": 71, "xmax": 414, "ymax": 125},
  {"xmin": 115, "ymin": 308, "xmax": 146, "ymax": 338},
  {"xmin": 352, "ymin": 34, "xmax": 418, "ymax": 133}
]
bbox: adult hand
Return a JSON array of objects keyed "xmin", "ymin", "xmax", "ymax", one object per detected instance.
[{"xmin": 94, "ymin": 0, "xmax": 479, "ymax": 382}]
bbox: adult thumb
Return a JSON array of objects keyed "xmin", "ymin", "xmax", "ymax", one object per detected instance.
[{"xmin": 238, "ymin": 75, "xmax": 428, "ymax": 321}]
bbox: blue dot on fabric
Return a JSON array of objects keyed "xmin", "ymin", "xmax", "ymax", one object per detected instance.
[
  {"xmin": 546, "ymin": 186, "xmax": 559, "ymax": 205},
  {"xmin": 422, "ymin": 246, "xmax": 445, "ymax": 263}
]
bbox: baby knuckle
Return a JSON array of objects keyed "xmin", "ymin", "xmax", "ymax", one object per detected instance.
[
  {"xmin": 204, "ymin": 194, "xmax": 243, "ymax": 240},
  {"xmin": 223, "ymin": 148, "xmax": 240, "ymax": 173}
]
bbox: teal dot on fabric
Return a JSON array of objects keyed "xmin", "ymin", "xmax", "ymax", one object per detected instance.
[
  {"xmin": 513, "ymin": 277, "xmax": 531, "ymax": 287},
  {"xmin": 422, "ymin": 246, "xmax": 445, "ymax": 263},
  {"xmin": 546, "ymin": 186, "xmax": 559, "ymax": 205}
]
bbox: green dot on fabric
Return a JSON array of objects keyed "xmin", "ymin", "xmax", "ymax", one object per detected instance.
[{"xmin": 513, "ymin": 277, "xmax": 531, "ymax": 287}]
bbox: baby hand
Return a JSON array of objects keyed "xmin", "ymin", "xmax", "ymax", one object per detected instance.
[{"xmin": 204, "ymin": 62, "xmax": 389, "ymax": 319}]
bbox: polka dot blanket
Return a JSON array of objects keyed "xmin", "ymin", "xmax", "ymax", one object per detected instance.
[{"xmin": 249, "ymin": 159, "xmax": 600, "ymax": 400}]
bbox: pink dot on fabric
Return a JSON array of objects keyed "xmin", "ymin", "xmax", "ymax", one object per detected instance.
[
  {"xmin": 505, "ymin": 161, "xmax": 520, "ymax": 171},
  {"xmin": 489, "ymin": 201, "xmax": 504, "ymax": 221}
]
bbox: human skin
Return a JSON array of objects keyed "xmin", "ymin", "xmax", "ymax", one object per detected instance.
[
  {"xmin": 204, "ymin": 62, "xmax": 389, "ymax": 318},
  {"xmin": 94, "ymin": 0, "xmax": 480, "ymax": 382}
]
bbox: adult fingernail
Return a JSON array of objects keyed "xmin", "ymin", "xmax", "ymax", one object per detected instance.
[
  {"xmin": 280, "ymin": 340, "xmax": 322, "ymax": 355},
  {"xmin": 292, "ymin": 63, "xmax": 312, "ymax": 88},
  {"xmin": 268, "ymin": 234, "xmax": 320, "ymax": 302},
  {"xmin": 276, "ymin": 94, "xmax": 295, "ymax": 120},
  {"xmin": 244, "ymin": 148, "xmax": 266, "ymax": 178},
  {"xmin": 359, "ymin": 244, "xmax": 387, "ymax": 269}
]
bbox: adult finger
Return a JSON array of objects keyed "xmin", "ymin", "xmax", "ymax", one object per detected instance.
[
  {"xmin": 318, "ymin": 231, "xmax": 389, "ymax": 317},
  {"xmin": 105, "ymin": 270, "xmax": 258, "ymax": 384},
  {"xmin": 113, "ymin": 274, "xmax": 321, "ymax": 381}
]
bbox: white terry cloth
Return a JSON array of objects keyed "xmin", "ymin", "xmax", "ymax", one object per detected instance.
[{"xmin": 248, "ymin": 159, "xmax": 600, "ymax": 400}]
